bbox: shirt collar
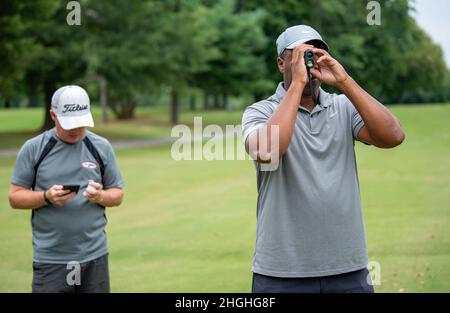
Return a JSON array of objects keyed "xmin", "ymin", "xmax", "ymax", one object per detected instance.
[{"xmin": 274, "ymin": 82, "xmax": 330, "ymax": 110}]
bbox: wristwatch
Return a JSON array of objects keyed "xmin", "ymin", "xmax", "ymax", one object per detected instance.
[{"xmin": 43, "ymin": 190, "xmax": 52, "ymax": 205}]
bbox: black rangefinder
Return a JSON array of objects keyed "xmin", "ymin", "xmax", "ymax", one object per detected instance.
[{"xmin": 304, "ymin": 50, "xmax": 315, "ymax": 69}]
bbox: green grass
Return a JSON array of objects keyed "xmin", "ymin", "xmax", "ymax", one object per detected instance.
[
  {"xmin": 0, "ymin": 104, "xmax": 449, "ymax": 292},
  {"xmin": 0, "ymin": 107, "xmax": 244, "ymax": 149}
]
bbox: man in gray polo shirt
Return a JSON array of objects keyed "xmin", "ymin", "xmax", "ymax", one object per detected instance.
[
  {"xmin": 8, "ymin": 85, "xmax": 124, "ymax": 293},
  {"xmin": 242, "ymin": 25, "xmax": 405, "ymax": 293}
]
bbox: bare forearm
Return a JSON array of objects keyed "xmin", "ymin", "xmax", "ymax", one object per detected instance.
[
  {"xmin": 266, "ymin": 82, "xmax": 305, "ymax": 156},
  {"xmin": 9, "ymin": 189, "xmax": 46, "ymax": 210},
  {"xmin": 338, "ymin": 77, "xmax": 405, "ymax": 146},
  {"xmin": 96, "ymin": 188, "xmax": 123, "ymax": 207},
  {"xmin": 247, "ymin": 82, "xmax": 304, "ymax": 162}
]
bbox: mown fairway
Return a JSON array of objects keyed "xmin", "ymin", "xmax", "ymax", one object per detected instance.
[{"xmin": 0, "ymin": 104, "xmax": 449, "ymax": 292}]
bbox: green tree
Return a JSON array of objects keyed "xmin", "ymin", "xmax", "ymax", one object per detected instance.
[
  {"xmin": 195, "ymin": 0, "xmax": 270, "ymax": 107},
  {"xmin": 240, "ymin": 0, "xmax": 449, "ymax": 104},
  {"xmin": 0, "ymin": 0, "xmax": 54, "ymax": 108},
  {"xmin": 84, "ymin": 0, "xmax": 168, "ymax": 120},
  {"xmin": 85, "ymin": 0, "xmax": 218, "ymax": 124},
  {"xmin": 23, "ymin": 2, "xmax": 88, "ymax": 130},
  {"xmin": 155, "ymin": 0, "xmax": 219, "ymax": 124}
]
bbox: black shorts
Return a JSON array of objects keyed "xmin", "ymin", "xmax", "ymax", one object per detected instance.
[
  {"xmin": 32, "ymin": 254, "xmax": 110, "ymax": 293},
  {"xmin": 252, "ymin": 268, "xmax": 375, "ymax": 293}
]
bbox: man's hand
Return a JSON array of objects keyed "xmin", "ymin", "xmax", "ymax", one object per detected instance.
[
  {"xmin": 310, "ymin": 48, "xmax": 349, "ymax": 88},
  {"xmin": 83, "ymin": 180, "xmax": 103, "ymax": 203},
  {"xmin": 45, "ymin": 185, "xmax": 76, "ymax": 206},
  {"xmin": 308, "ymin": 48, "xmax": 405, "ymax": 148},
  {"xmin": 290, "ymin": 44, "xmax": 315, "ymax": 87}
]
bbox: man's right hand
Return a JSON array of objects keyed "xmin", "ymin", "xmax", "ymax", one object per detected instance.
[
  {"xmin": 45, "ymin": 185, "xmax": 76, "ymax": 206},
  {"xmin": 290, "ymin": 44, "xmax": 314, "ymax": 87}
]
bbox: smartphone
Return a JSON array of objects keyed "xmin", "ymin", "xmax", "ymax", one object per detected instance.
[{"xmin": 62, "ymin": 185, "xmax": 80, "ymax": 194}]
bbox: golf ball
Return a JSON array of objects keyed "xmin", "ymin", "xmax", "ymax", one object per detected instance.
[{"xmin": 86, "ymin": 184, "xmax": 96, "ymax": 194}]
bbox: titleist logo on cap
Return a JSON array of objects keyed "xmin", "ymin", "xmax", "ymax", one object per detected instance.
[{"xmin": 62, "ymin": 103, "xmax": 88, "ymax": 113}]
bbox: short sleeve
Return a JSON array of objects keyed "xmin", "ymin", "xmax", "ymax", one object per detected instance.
[
  {"xmin": 102, "ymin": 143, "xmax": 124, "ymax": 189},
  {"xmin": 341, "ymin": 96, "xmax": 365, "ymax": 141},
  {"xmin": 10, "ymin": 141, "xmax": 36, "ymax": 189},
  {"xmin": 241, "ymin": 102, "xmax": 273, "ymax": 144}
]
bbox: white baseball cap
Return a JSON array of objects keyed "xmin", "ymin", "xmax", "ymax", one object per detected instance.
[
  {"xmin": 51, "ymin": 85, "xmax": 94, "ymax": 130},
  {"xmin": 276, "ymin": 25, "xmax": 329, "ymax": 56}
]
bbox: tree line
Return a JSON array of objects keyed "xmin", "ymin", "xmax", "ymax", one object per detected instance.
[{"xmin": 1, "ymin": 0, "xmax": 449, "ymax": 130}]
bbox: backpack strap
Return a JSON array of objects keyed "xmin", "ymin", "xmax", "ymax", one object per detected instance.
[
  {"xmin": 83, "ymin": 136, "xmax": 105, "ymax": 185},
  {"xmin": 31, "ymin": 137, "xmax": 57, "ymax": 190}
]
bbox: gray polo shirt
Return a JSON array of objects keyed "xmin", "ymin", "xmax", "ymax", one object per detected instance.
[
  {"xmin": 11, "ymin": 128, "xmax": 124, "ymax": 264},
  {"xmin": 242, "ymin": 82, "xmax": 368, "ymax": 278}
]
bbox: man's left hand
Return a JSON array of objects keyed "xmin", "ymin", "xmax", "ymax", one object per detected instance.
[
  {"xmin": 310, "ymin": 48, "xmax": 349, "ymax": 88},
  {"xmin": 83, "ymin": 180, "xmax": 103, "ymax": 203}
]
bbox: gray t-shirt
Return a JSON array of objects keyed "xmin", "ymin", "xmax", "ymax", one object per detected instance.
[
  {"xmin": 242, "ymin": 82, "xmax": 369, "ymax": 278},
  {"xmin": 11, "ymin": 128, "xmax": 124, "ymax": 264}
]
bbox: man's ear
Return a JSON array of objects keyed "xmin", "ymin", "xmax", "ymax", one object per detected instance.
[
  {"xmin": 49, "ymin": 110, "xmax": 57, "ymax": 122},
  {"xmin": 277, "ymin": 56, "xmax": 285, "ymax": 73}
]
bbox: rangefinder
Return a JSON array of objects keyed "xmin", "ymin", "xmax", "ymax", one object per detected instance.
[{"xmin": 304, "ymin": 50, "xmax": 315, "ymax": 69}]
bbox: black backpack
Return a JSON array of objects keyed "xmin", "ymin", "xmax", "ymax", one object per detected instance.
[{"xmin": 31, "ymin": 136, "xmax": 105, "ymax": 190}]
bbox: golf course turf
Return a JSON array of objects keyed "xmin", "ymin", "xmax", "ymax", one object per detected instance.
[{"xmin": 0, "ymin": 104, "xmax": 449, "ymax": 292}]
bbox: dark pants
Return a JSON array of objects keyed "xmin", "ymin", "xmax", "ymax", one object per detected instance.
[
  {"xmin": 252, "ymin": 268, "xmax": 374, "ymax": 293},
  {"xmin": 32, "ymin": 254, "xmax": 110, "ymax": 293}
]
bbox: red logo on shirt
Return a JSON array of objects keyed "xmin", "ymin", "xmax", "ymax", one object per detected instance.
[{"xmin": 81, "ymin": 161, "xmax": 98, "ymax": 169}]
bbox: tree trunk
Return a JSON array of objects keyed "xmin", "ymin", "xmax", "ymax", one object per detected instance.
[
  {"xmin": 213, "ymin": 94, "xmax": 220, "ymax": 109},
  {"xmin": 99, "ymin": 76, "xmax": 109, "ymax": 123},
  {"xmin": 5, "ymin": 99, "xmax": 11, "ymax": 108},
  {"xmin": 189, "ymin": 94, "xmax": 196, "ymax": 111},
  {"xmin": 110, "ymin": 99, "xmax": 136, "ymax": 120},
  {"xmin": 235, "ymin": 0, "xmax": 245, "ymax": 13},
  {"xmin": 171, "ymin": 90, "xmax": 179, "ymax": 125},
  {"xmin": 27, "ymin": 84, "xmax": 40, "ymax": 108},
  {"xmin": 41, "ymin": 81, "xmax": 55, "ymax": 131},
  {"xmin": 222, "ymin": 93, "xmax": 228, "ymax": 110},
  {"xmin": 123, "ymin": 101, "xmax": 136, "ymax": 119},
  {"xmin": 203, "ymin": 93, "xmax": 209, "ymax": 110}
]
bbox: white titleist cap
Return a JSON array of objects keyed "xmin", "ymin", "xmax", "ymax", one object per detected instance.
[{"xmin": 51, "ymin": 85, "xmax": 94, "ymax": 130}]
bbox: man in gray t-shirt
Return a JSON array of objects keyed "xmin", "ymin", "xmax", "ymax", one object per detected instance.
[
  {"xmin": 242, "ymin": 25, "xmax": 405, "ymax": 293},
  {"xmin": 8, "ymin": 85, "xmax": 124, "ymax": 293}
]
